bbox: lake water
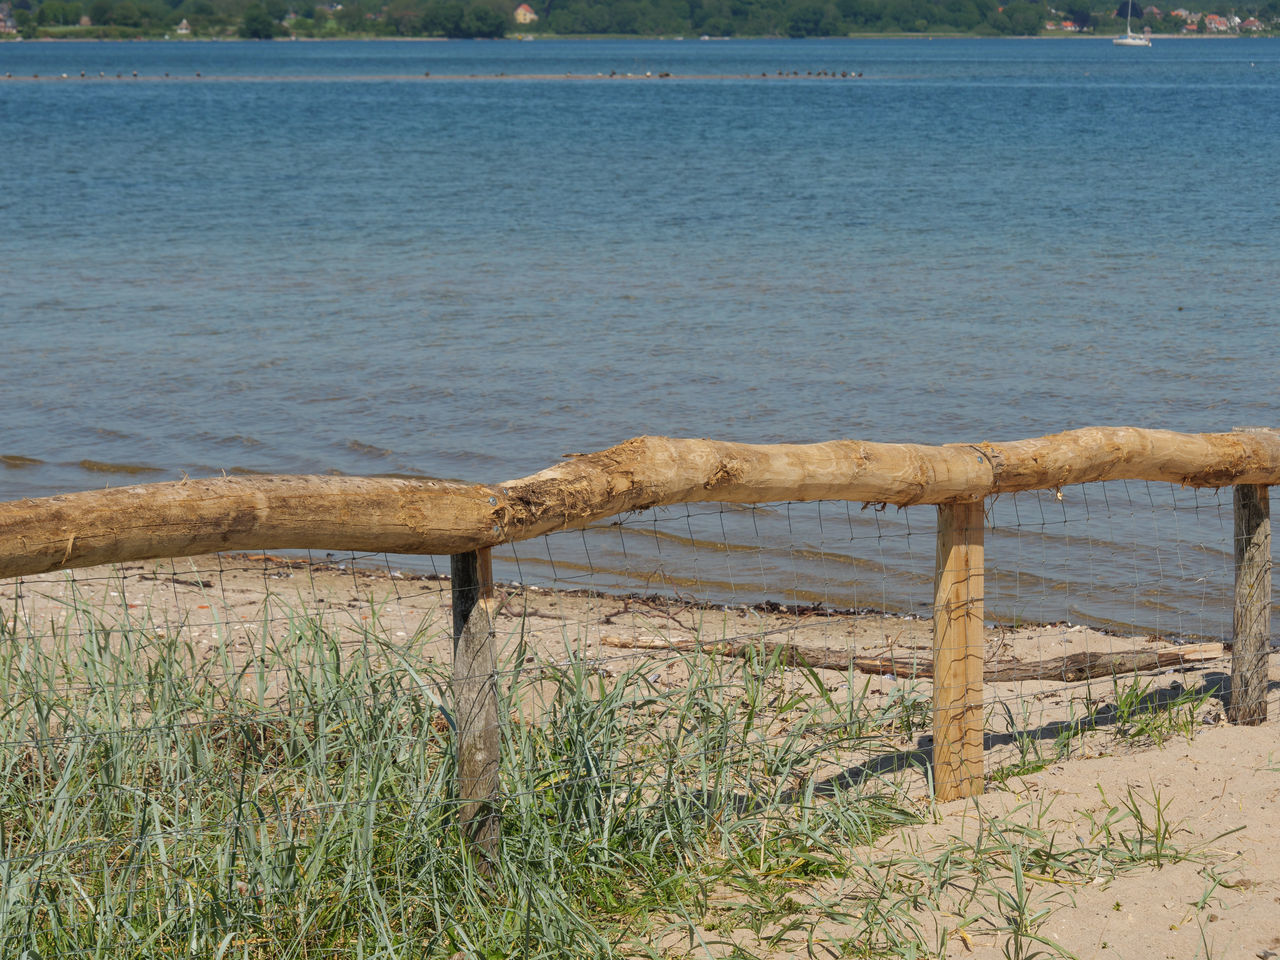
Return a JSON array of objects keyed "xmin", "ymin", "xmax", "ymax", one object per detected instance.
[{"xmin": 1, "ymin": 38, "xmax": 1277, "ymax": 637}]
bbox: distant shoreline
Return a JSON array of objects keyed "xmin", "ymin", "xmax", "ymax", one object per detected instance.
[{"xmin": 1, "ymin": 32, "xmax": 1269, "ymax": 43}]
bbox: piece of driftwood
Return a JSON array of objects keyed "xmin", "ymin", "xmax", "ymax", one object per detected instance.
[
  {"xmin": 2, "ymin": 427, "xmax": 1279, "ymax": 579},
  {"xmin": 599, "ymin": 636, "xmax": 1224, "ymax": 683}
]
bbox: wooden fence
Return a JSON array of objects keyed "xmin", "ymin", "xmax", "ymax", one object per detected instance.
[{"xmin": 0, "ymin": 426, "xmax": 1274, "ymax": 844}]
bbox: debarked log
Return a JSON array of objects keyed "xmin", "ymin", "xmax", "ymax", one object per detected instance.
[
  {"xmin": 599, "ymin": 636, "xmax": 1224, "ymax": 683},
  {"xmin": 497, "ymin": 428, "xmax": 1280, "ymax": 542},
  {"xmin": 0, "ymin": 426, "xmax": 1277, "ymax": 579},
  {"xmin": 0, "ymin": 475, "xmax": 505, "ymax": 580}
]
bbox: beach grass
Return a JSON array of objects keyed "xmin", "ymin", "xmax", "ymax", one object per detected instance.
[{"xmin": 0, "ymin": 580, "xmax": 1229, "ymax": 959}]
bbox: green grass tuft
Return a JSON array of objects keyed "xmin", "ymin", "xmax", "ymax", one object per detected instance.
[{"xmin": 0, "ymin": 582, "xmax": 1230, "ymax": 959}]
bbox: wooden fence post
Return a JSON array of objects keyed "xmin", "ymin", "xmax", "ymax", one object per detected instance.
[
  {"xmin": 477, "ymin": 545, "xmax": 494, "ymax": 599},
  {"xmin": 1230, "ymin": 483, "xmax": 1271, "ymax": 725},
  {"xmin": 451, "ymin": 549, "xmax": 501, "ymax": 854},
  {"xmin": 933, "ymin": 500, "xmax": 985, "ymax": 801}
]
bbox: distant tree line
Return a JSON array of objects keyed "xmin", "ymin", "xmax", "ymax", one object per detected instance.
[{"xmin": 6, "ymin": 0, "xmax": 1277, "ymax": 39}]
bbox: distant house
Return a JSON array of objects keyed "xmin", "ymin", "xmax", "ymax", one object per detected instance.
[
  {"xmin": 1170, "ymin": 7, "xmax": 1189, "ymax": 16},
  {"xmin": 79, "ymin": 14, "xmax": 90, "ymax": 24},
  {"xmin": 1142, "ymin": 5, "xmax": 1161, "ymax": 17},
  {"xmin": 1241, "ymin": 16, "xmax": 1262, "ymax": 29},
  {"xmin": 176, "ymin": 17, "xmax": 191, "ymax": 32},
  {"xmin": 513, "ymin": 3, "xmax": 537, "ymax": 23},
  {"xmin": 0, "ymin": 2, "xmax": 16, "ymax": 33},
  {"xmin": 1202, "ymin": 13, "xmax": 1228, "ymax": 31}
]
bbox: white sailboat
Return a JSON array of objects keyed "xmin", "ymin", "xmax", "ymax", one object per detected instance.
[{"xmin": 1114, "ymin": 3, "xmax": 1152, "ymax": 44}]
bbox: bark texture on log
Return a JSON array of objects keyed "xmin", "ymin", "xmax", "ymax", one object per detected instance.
[
  {"xmin": 1, "ymin": 427, "xmax": 1277, "ymax": 579},
  {"xmin": 451, "ymin": 551, "xmax": 501, "ymax": 858},
  {"xmin": 598, "ymin": 636, "xmax": 1224, "ymax": 683},
  {"xmin": 1229, "ymin": 484, "xmax": 1271, "ymax": 725}
]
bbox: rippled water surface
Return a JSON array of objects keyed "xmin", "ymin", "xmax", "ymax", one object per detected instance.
[{"xmin": 2, "ymin": 38, "xmax": 1277, "ymax": 633}]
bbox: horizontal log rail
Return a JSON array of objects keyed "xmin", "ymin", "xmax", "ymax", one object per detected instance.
[{"xmin": 1, "ymin": 426, "xmax": 1277, "ymax": 581}]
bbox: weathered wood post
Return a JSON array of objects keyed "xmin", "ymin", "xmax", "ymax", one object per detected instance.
[
  {"xmin": 477, "ymin": 545, "xmax": 494, "ymax": 598},
  {"xmin": 932, "ymin": 500, "xmax": 985, "ymax": 801},
  {"xmin": 1229, "ymin": 475, "xmax": 1271, "ymax": 726},
  {"xmin": 451, "ymin": 548, "xmax": 501, "ymax": 854}
]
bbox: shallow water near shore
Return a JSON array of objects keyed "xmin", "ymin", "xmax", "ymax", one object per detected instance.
[{"xmin": 1, "ymin": 38, "xmax": 1277, "ymax": 634}]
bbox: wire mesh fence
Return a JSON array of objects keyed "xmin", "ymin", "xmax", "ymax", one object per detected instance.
[{"xmin": 0, "ymin": 481, "xmax": 1273, "ymax": 958}]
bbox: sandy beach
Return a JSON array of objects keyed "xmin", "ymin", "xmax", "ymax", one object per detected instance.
[{"xmin": 4, "ymin": 553, "xmax": 1277, "ymax": 958}]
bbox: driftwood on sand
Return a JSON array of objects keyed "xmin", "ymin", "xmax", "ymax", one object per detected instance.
[{"xmin": 599, "ymin": 635, "xmax": 1225, "ymax": 683}]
